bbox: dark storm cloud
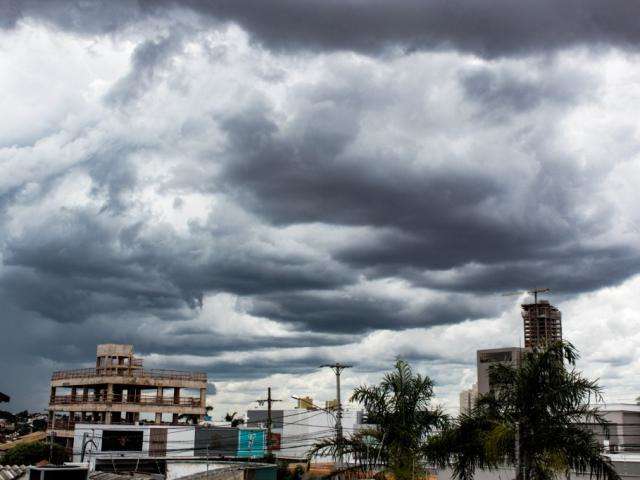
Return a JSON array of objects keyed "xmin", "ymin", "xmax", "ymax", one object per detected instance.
[
  {"xmin": 247, "ymin": 290, "xmax": 496, "ymax": 333},
  {"xmin": 214, "ymin": 88, "xmax": 639, "ymax": 296},
  {"xmin": 459, "ymin": 66, "xmax": 592, "ymax": 117},
  {"xmin": 3, "ymin": 2, "xmax": 640, "ymax": 414},
  {"xmin": 4, "ymin": 0, "xmax": 640, "ymax": 57},
  {"xmin": 1, "ymin": 206, "xmax": 354, "ymax": 322}
]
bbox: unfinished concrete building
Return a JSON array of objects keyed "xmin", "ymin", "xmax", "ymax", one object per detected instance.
[
  {"xmin": 48, "ymin": 344, "xmax": 207, "ymax": 446},
  {"xmin": 522, "ymin": 300, "xmax": 562, "ymax": 348}
]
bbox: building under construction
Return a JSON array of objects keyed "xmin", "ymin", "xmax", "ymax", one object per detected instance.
[
  {"xmin": 522, "ymin": 299, "xmax": 562, "ymax": 348},
  {"xmin": 48, "ymin": 344, "xmax": 207, "ymax": 448}
]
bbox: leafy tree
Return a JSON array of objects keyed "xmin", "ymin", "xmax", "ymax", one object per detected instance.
[
  {"xmin": 225, "ymin": 412, "xmax": 245, "ymax": 428},
  {"xmin": 427, "ymin": 341, "xmax": 619, "ymax": 480},
  {"xmin": 309, "ymin": 359, "xmax": 447, "ymax": 480},
  {"xmin": 32, "ymin": 419, "xmax": 47, "ymax": 432},
  {"xmin": 0, "ymin": 411, "xmax": 15, "ymax": 422},
  {"xmin": 0, "ymin": 441, "xmax": 67, "ymax": 466}
]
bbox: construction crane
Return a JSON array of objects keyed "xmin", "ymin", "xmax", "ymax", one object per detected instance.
[{"xmin": 502, "ymin": 287, "xmax": 551, "ymax": 305}]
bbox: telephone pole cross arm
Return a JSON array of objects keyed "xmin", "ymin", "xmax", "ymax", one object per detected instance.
[{"xmin": 256, "ymin": 387, "xmax": 281, "ymax": 456}]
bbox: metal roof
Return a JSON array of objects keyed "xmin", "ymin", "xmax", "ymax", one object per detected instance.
[{"xmin": 0, "ymin": 465, "xmax": 27, "ymax": 480}]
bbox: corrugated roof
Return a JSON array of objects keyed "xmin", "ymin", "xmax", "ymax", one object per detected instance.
[
  {"xmin": 0, "ymin": 465, "xmax": 27, "ymax": 480},
  {"xmin": 89, "ymin": 472, "xmax": 162, "ymax": 480}
]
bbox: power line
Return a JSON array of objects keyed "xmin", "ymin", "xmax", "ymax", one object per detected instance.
[
  {"xmin": 320, "ymin": 362, "xmax": 352, "ymax": 468},
  {"xmin": 255, "ymin": 387, "xmax": 281, "ymax": 457}
]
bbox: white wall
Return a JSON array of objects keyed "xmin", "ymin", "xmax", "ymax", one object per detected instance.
[
  {"xmin": 72, "ymin": 423, "xmax": 196, "ymax": 468},
  {"xmin": 166, "ymin": 461, "xmax": 229, "ymax": 480}
]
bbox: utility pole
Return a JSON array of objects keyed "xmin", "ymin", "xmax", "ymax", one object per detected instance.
[
  {"xmin": 256, "ymin": 387, "xmax": 281, "ymax": 457},
  {"xmin": 321, "ymin": 363, "xmax": 352, "ymax": 468}
]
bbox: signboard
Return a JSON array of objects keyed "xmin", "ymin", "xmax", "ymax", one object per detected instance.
[
  {"xmin": 101, "ymin": 430, "xmax": 143, "ymax": 452},
  {"xmin": 237, "ymin": 429, "xmax": 266, "ymax": 458},
  {"xmin": 195, "ymin": 427, "xmax": 239, "ymax": 456}
]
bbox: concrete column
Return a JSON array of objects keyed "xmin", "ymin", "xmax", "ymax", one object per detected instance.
[
  {"xmin": 155, "ymin": 412, "xmax": 162, "ymax": 424},
  {"xmin": 173, "ymin": 387, "xmax": 180, "ymax": 405},
  {"xmin": 83, "ymin": 387, "xmax": 88, "ymax": 402},
  {"xmin": 172, "ymin": 413, "xmax": 179, "ymax": 424},
  {"xmin": 133, "ymin": 412, "xmax": 140, "ymax": 423},
  {"xmin": 71, "ymin": 387, "xmax": 77, "ymax": 402},
  {"xmin": 50, "ymin": 386, "xmax": 56, "ymax": 402},
  {"xmin": 105, "ymin": 411, "xmax": 112, "ymax": 425},
  {"xmin": 106, "ymin": 383, "xmax": 114, "ymax": 404},
  {"xmin": 199, "ymin": 388, "xmax": 207, "ymax": 422},
  {"xmin": 156, "ymin": 386, "xmax": 164, "ymax": 404}
]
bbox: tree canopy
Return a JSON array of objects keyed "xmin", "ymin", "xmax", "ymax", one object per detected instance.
[
  {"xmin": 427, "ymin": 341, "xmax": 619, "ymax": 480},
  {"xmin": 0, "ymin": 441, "xmax": 67, "ymax": 466}
]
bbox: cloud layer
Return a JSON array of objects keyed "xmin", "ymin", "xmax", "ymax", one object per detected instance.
[{"xmin": 1, "ymin": 1, "xmax": 640, "ymax": 416}]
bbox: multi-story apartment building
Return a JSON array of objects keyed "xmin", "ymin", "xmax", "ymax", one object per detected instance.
[
  {"xmin": 459, "ymin": 383, "xmax": 478, "ymax": 415},
  {"xmin": 48, "ymin": 344, "xmax": 207, "ymax": 447}
]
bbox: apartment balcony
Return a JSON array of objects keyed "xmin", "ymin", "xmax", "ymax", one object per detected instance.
[
  {"xmin": 52, "ymin": 368, "xmax": 206, "ymax": 382},
  {"xmin": 49, "ymin": 394, "xmax": 203, "ymax": 408},
  {"xmin": 50, "ymin": 367, "xmax": 207, "ymax": 389}
]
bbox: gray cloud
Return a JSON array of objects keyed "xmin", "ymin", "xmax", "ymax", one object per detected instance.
[
  {"xmin": 4, "ymin": 0, "xmax": 640, "ymax": 57},
  {"xmin": 105, "ymin": 32, "xmax": 185, "ymax": 107},
  {"xmin": 2, "ymin": 7, "xmax": 640, "ymax": 415}
]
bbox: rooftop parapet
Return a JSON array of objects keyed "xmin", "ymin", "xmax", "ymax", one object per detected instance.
[{"xmin": 51, "ymin": 367, "xmax": 207, "ymax": 382}]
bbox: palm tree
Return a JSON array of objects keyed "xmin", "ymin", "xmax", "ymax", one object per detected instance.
[
  {"xmin": 427, "ymin": 341, "xmax": 619, "ymax": 480},
  {"xmin": 309, "ymin": 359, "xmax": 448, "ymax": 480}
]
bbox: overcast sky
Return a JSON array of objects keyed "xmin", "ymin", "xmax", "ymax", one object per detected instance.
[{"xmin": 1, "ymin": 0, "xmax": 640, "ymax": 417}]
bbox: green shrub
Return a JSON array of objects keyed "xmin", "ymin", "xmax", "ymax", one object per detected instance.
[{"xmin": 0, "ymin": 441, "xmax": 67, "ymax": 466}]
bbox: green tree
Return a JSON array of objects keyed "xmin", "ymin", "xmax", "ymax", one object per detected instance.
[
  {"xmin": 428, "ymin": 341, "xmax": 618, "ymax": 480},
  {"xmin": 0, "ymin": 441, "xmax": 67, "ymax": 466},
  {"xmin": 309, "ymin": 359, "xmax": 447, "ymax": 480},
  {"xmin": 224, "ymin": 412, "xmax": 245, "ymax": 428}
]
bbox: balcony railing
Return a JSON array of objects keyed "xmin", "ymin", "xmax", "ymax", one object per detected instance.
[
  {"xmin": 49, "ymin": 394, "xmax": 203, "ymax": 407},
  {"xmin": 49, "ymin": 417, "xmax": 199, "ymax": 431},
  {"xmin": 51, "ymin": 368, "xmax": 207, "ymax": 382}
]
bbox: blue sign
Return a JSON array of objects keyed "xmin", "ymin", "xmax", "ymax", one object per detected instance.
[{"xmin": 237, "ymin": 428, "xmax": 266, "ymax": 458}]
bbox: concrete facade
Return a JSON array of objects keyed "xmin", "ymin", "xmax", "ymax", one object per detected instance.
[
  {"xmin": 458, "ymin": 383, "xmax": 478, "ymax": 415},
  {"xmin": 476, "ymin": 347, "xmax": 525, "ymax": 395},
  {"xmin": 48, "ymin": 344, "xmax": 207, "ymax": 445}
]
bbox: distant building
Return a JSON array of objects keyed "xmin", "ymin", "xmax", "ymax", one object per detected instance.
[
  {"xmin": 0, "ymin": 392, "xmax": 9, "ymax": 403},
  {"xmin": 477, "ymin": 347, "xmax": 525, "ymax": 395},
  {"xmin": 325, "ymin": 399, "xmax": 339, "ymax": 411},
  {"xmin": 296, "ymin": 397, "xmax": 315, "ymax": 410},
  {"xmin": 246, "ymin": 407, "xmax": 365, "ymax": 460},
  {"xmin": 522, "ymin": 300, "xmax": 562, "ymax": 348},
  {"xmin": 459, "ymin": 383, "xmax": 478, "ymax": 415},
  {"xmin": 48, "ymin": 344, "xmax": 207, "ymax": 450},
  {"xmin": 583, "ymin": 403, "xmax": 640, "ymax": 453}
]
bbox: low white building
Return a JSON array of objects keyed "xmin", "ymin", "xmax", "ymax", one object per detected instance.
[
  {"xmin": 246, "ymin": 407, "xmax": 368, "ymax": 460},
  {"xmin": 73, "ymin": 423, "xmax": 266, "ymax": 470}
]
